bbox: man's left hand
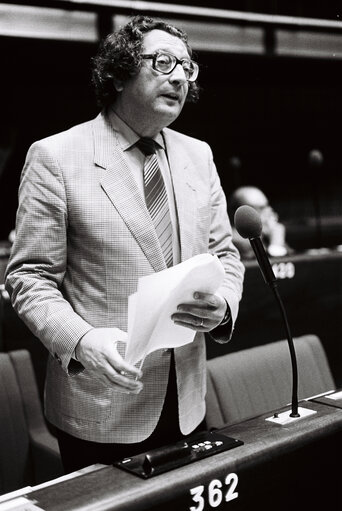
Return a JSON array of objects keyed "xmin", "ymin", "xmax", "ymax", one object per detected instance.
[{"xmin": 171, "ymin": 292, "xmax": 227, "ymax": 332}]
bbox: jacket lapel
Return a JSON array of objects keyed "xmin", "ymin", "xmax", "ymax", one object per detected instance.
[
  {"xmin": 93, "ymin": 112, "xmax": 167, "ymax": 273},
  {"xmin": 163, "ymin": 129, "xmax": 197, "ymax": 262}
]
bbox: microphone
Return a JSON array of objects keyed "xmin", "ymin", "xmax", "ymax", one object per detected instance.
[
  {"xmin": 234, "ymin": 205, "xmax": 300, "ymax": 418},
  {"xmin": 234, "ymin": 205, "xmax": 277, "ymax": 287}
]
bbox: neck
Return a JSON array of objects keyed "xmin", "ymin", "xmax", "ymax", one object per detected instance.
[{"xmin": 111, "ymin": 101, "xmax": 165, "ymax": 138}]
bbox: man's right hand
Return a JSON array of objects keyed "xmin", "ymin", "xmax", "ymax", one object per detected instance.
[{"xmin": 75, "ymin": 328, "xmax": 143, "ymax": 394}]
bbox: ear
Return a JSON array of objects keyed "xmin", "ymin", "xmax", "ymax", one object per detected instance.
[{"xmin": 113, "ymin": 78, "xmax": 124, "ymax": 92}]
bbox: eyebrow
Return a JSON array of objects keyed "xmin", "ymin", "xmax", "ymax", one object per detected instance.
[{"xmin": 152, "ymin": 48, "xmax": 191, "ymax": 58}]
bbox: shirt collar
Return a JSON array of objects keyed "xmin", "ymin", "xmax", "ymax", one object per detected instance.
[{"xmin": 108, "ymin": 108, "xmax": 165, "ymax": 151}]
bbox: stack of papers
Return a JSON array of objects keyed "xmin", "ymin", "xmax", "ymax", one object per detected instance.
[{"xmin": 126, "ymin": 253, "xmax": 225, "ymax": 365}]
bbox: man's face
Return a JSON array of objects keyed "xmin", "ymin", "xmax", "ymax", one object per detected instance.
[{"xmin": 115, "ymin": 29, "xmax": 191, "ymax": 136}]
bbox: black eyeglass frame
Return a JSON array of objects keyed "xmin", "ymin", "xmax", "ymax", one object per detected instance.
[{"xmin": 141, "ymin": 51, "xmax": 199, "ymax": 82}]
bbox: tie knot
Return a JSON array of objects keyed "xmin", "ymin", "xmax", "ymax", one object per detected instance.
[{"xmin": 136, "ymin": 137, "xmax": 156, "ymax": 156}]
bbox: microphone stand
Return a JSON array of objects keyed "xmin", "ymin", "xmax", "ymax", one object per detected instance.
[
  {"xmin": 250, "ymin": 237, "xmax": 300, "ymax": 417},
  {"xmin": 270, "ymin": 283, "xmax": 299, "ymax": 417}
]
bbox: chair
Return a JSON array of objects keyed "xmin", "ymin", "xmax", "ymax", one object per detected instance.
[
  {"xmin": 0, "ymin": 350, "xmax": 63, "ymax": 495},
  {"xmin": 205, "ymin": 334, "xmax": 335, "ymax": 429},
  {"xmin": 0, "ymin": 286, "xmax": 48, "ymax": 404}
]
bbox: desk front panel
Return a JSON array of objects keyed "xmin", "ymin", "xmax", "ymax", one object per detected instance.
[{"xmin": 26, "ymin": 401, "xmax": 342, "ymax": 511}]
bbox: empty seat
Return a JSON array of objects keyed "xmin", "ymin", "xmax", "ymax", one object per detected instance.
[
  {"xmin": 0, "ymin": 350, "xmax": 63, "ymax": 495},
  {"xmin": 205, "ymin": 334, "xmax": 335, "ymax": 429}
]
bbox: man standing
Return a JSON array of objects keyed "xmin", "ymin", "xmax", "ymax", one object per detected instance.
[{"xmin": 5, "ymin": 16, "xmax": 244, "ymax": 472}]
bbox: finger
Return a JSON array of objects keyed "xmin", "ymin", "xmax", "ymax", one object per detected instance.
[
  {"xmin": 88, "ymin": 357, "xmax": 143, "ymax": 390},
  {"xmin": 94, "ymin": 372, "xmax": 131, "ymax": 392},
  {"xmin": 104, "ymin": 368, "xmax": 144, "ymax": 392},
  {"xmin": 107, "ymin": 367, "xmax": 143, "ymax": 389},
  {"xmin": 172, "ymin": 313, "xmax": 213, "ymax": 330},
  {"xmin": 172, "ymin": 312, "xmax": 200, "ymax": 325},
  {"xmin": 193, "ymin": 292, "xmax": 220, "ymax": 307},
  {"xmin": 106, "ymin": 346, "xmax": 143, "ymax": 380},
  {"xmin": 113, "ymin": 359, "xmax": 143, "ymax": 380},
  {"xmin": 176, "ymin": 304, "xmax": 216, "ymax": 318},
  {"xmin": 172, "ymin": 318, "xmax": 201, "ymax": 331},
  {"xmin": 172, "ymin": 318, "xmax": 212, "ymax": 332}
]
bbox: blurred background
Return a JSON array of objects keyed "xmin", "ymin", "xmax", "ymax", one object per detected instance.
[
  {"xmin": 1, "ymin": 1, "xmax": 342, "ymax": 250},
  {"xmin": 0, "ymin": 0, "xmax": 342, "ymax": 390}
]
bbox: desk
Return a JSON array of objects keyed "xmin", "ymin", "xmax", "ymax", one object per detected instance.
[
  {"xmin": 15, "ymin": 400, "xmax": 341, "ymax": 511},
  {"xmin": 207, "ymin": 249, "xmax": 342, "ymax": 387}
]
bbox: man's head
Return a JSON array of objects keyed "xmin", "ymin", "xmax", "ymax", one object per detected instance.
[
  {"xmin": 228, "ymin": 186, "xmax": 270, "ymax": 224},
  {"xmin": 92, "ymin": 15, "xmax": 199, "ymax": 136}
]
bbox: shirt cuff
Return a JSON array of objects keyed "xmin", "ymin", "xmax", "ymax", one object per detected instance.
[{"xmin": 208, "ymin": 300, "xmax": 232, "ymax": 343}]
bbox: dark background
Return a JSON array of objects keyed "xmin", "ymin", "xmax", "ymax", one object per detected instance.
[{"xmin": 1, "ymin": 1, "xmax": 342, "ymax": 249}]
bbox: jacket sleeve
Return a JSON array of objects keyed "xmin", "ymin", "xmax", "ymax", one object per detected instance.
[
  {"xmin": 206, "ymin": 144, "xmax": 245, "ymax": 343},
  {"xmin": 5, "ymin": 141, "xmax": 93, "ymax": 374}
]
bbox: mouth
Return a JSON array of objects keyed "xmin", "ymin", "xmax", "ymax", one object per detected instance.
[{"xmin": 161, "ymin": 92, "xmax": 180, "ymax": 102}]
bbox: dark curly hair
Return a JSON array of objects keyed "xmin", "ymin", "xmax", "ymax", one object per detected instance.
[{"xmin": 92, "ymin": 15, "xmax": 200, "ymax": 107}]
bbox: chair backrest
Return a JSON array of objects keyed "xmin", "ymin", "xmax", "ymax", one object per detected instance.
[
  {"xmin": 205, "ymin": 334, "xmax": 335, "ymax": 429},
  {"xmin": 0, "ymin": 350, "xmax": 62, "ymax": 495},
  {"xmin": 0, "ymin": 351, "xmax": 33, "ymax": 494},
  {"xmin": 0, "ymin": 286, "xmax": 48, "ymax": 404}
]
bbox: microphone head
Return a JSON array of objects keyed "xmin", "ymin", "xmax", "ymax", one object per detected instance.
[{"xmin": 234, "ymin": 205, "xmax": 262, "ymax": 239}]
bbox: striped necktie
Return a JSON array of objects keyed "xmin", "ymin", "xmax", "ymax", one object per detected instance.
[{"xmin": 136, "ymin": 137, "xmax": 173, "ymax": 268}]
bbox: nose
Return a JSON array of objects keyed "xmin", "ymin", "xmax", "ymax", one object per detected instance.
[{"xmin": 169, "ymin": 63, "xmax": 188, "ymax": 85}]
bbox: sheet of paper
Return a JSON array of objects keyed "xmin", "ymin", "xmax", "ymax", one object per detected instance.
[{"xmin": 126, "ymin": 253, "xmax": 225, "ymax": 365}]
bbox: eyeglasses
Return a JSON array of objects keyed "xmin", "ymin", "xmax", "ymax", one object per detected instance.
[{"xmin": 141, "ymin": 51, "xmax": 199, "ymax": 82}]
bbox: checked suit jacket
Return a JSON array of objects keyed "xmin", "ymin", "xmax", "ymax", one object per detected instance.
[{"xmin": 5, "ymin": 110, "xmax": 244, "ymax": 443}]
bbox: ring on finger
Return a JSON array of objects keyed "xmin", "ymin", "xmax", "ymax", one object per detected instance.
[{"xmin": 200, "ymin": 318, "xmax": 204, "ymax": 327}]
